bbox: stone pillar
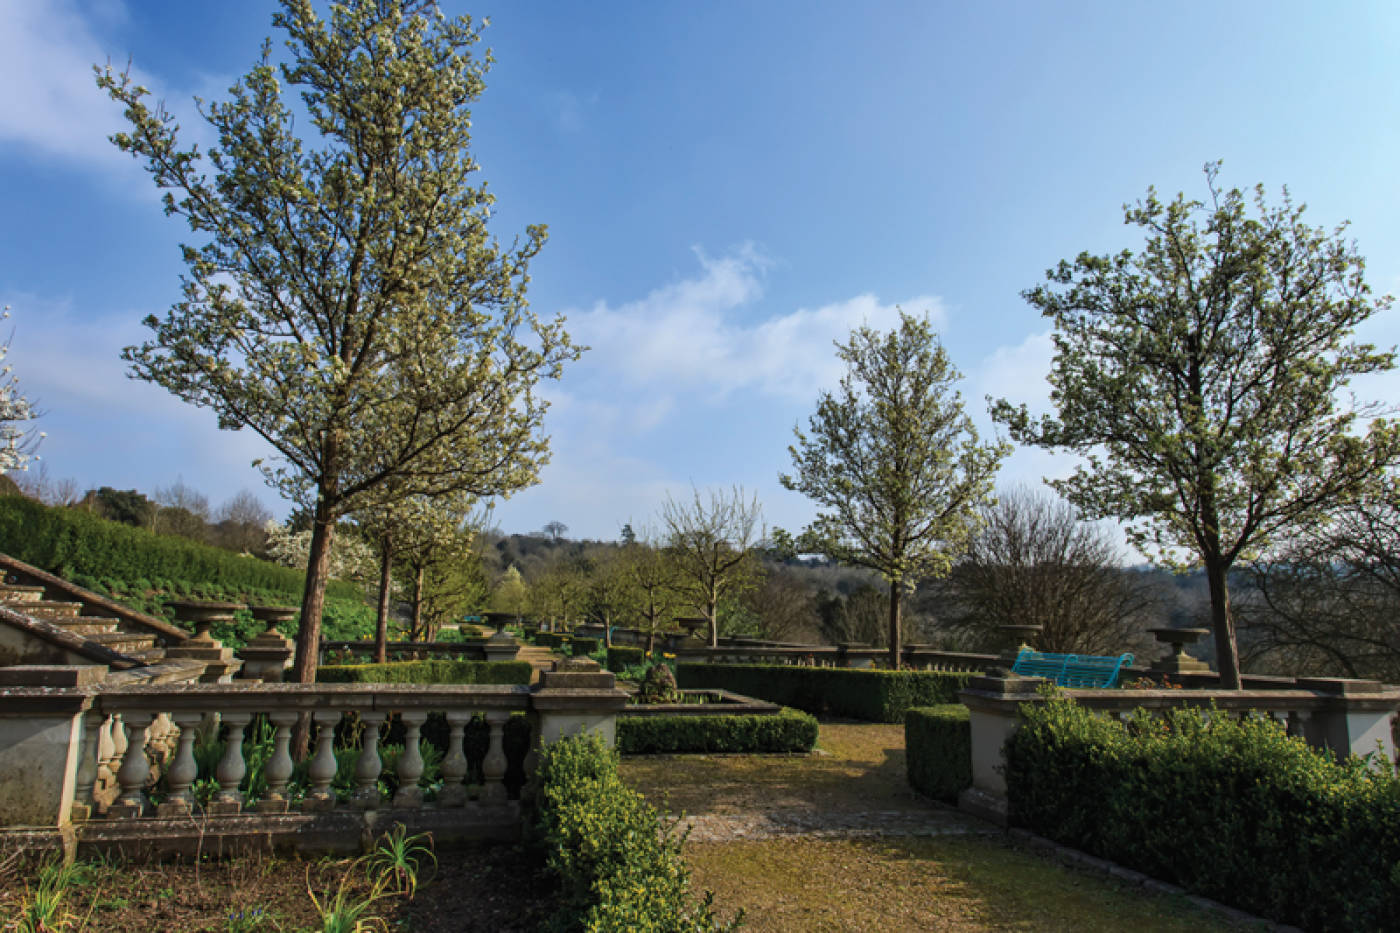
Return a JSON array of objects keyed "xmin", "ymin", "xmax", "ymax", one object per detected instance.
[
  {"xmin": 529, "ymin": 659, "xmax": 629, "ymax": 750},
  {"xmin": 956, "ymin": 672, "xmax": 1048, "ymax": 826},
  {"xmin": 0, "ymin": 666, "xmax": 103, "ymax": 829},
  {"xmin": 1296, "ymin": 678, "xmax": 1400, "ymax": 766}
]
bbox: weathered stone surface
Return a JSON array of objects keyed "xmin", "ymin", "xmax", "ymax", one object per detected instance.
[{"xmin": 0, "ymin": 665, "xmax": 107, "ymax": 687}]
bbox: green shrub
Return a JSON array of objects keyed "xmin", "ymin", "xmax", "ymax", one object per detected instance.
[
  {"xmin": 1007, "ymin": 693, "xmax": 1400, "ymax": 931},
  {"xmin": 618, "ymin": 707, "xmax": 817, "ymax": 755},
  {"xmin": 533, "ymin": 734, "xmax": 738, "ymax": 932},
  {"xmin": 570, "ymin": 636, "xmax": 600, "ymax": 656},
  {"xmin": 316, "ymin": 660, "xmax": 532, "ymax": 685},
  {"xmin": 675, "ymin": 663, "xmax": 970, "ymax": 722},
  {"xmin": 904, "ymin": 705, "xmax": 970, "ymax": 801},
  {"xmin": 0, "ymin": 494, "xmax": 361, "ymax": 603},
  {"xmin": 606, "ymin": 646, "xmax": 644, "ymax": 673}
]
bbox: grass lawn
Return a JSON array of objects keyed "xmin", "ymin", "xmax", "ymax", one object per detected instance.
[{"xmin": 621, "ymin": 720, "xmax": 1265, "ymax": 932}]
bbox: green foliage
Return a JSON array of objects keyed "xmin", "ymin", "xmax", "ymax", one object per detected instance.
[
  {"xmin": 992, "ymin": 164, "xmax": 1400, "ymax": 687},
  {"xmin": 904, "ymin": 705, "xmax": 971, "ymax": 801},
  {"xmin": 533, "ymin": 734, "xmax": 740, "ymax": 932},
  {"xmin": 606, "ymin": 646, "xmax": 645, "ymax": 672},
  {"xmin": 13, "ymin": 854, "xmax": 88, "ymax": 933},
  {"xmin": 0, "ymin": 495, "xmax": 361, "ymax": 603},
  {"xmin": 570, "ymin": 636, "xmax": 600, "ymax": 656},
  {"xmin": 315, "ymin": 660, "xmax": 531, "ymax": 685},
  {"xmin": 366, "ymin": 822, "xmax": 436, "ymax": 900},
  {"xmin": 676, "ymin": 663, "xmax": 970, "ymax": 723},
  {"xmin": 1007, "ymin": 693, "xmax": 1400, "ymax": 931},
  {"xmin": 617, "ymin": 708, "xmax": 817, "ymax": 755},
  {"xmin": 781, "ymin": 311, "xmax": 1009, "ymax": 666}
]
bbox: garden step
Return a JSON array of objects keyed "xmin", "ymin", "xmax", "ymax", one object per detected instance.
[
  {"xmin": 90, "ymin": 632, "xmax": 157, "ymax": 652},
  {"xmin": 120, "ymin": 648, "xmax": 168, "ymax": 663},
  {"xmin": 6, "ymin": 599, "xmax": 84, "ymax": 618},
  {"xmin": 0, "ymin": 584, "xmax": 46, "ymax": 603},
  {"xmin": 45, "ymin": 617, "xmax": 121, "ymax": 636}
]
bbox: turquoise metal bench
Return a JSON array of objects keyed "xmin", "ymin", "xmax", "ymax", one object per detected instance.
[{"xmin": 1011, "ymin": 648, "xmax": 1134, "ymax": 688}]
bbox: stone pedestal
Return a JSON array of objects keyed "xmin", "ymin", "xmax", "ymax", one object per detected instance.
[
  {"xmin": 237, "ymin": 606, "xmax": 297, "ymax": 682},
  {"xmin": 483, "ymin": 630, "xmax": 520, "ymax": 662},
  {"xmin": 530, "ymin": 659, "xmax": 628, "ymax": 749},
  {"xmin": 1297, "ymin": 677, "xmax": 1399, "ymax": 765},
  {"xmin": 165, "ymin": 601, "xmax": 245, "ymax": 683}
]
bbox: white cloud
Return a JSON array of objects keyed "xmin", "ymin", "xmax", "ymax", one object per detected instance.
[
  {"xmin": 568, "ymin": 245, "xmax": 946, "ymax": 403},
  {"xmin": 974, "ymin": 329, "xmax": 1054, "ymax": 414},
  {"xmin": 0, "ymin": 0, "xmax": 219, "ymax": 191}
]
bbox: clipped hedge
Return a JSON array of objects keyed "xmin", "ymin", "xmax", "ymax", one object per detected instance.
[
  {"xmin": 904, "ymin": 705, "xmax": 971, "ymax": 801},
  {"xmin": 533, "ymin": 733, "xmax": 738, "ymax": 932},
  {"xmin": 570, "ymin": 636, "xmax": 600, "ymax": 656},
  {"xmin": 316, "ymin": 659, "xmax": 532, "ymax": 685},
  {"xmin": 606, "ymin": 646, "xmax": 645, "ymax": 673},
  {"xmin": 0, "ymin": 495, "xmax": 361, "ymax": 602},
  {"xmin": 675, "ymin": 663, "xmax": 971, "ymax": 723},
  {"xmin": 1008, "ymin": 694, "xmax": 1400, "ymax": 931},
  {"xmin": 536, "ymin": 632, "xmax": 567, "ymax": 649},
  {"xmin": 617, "ymin": 707, "xmax": 818, "ymax": 755}
]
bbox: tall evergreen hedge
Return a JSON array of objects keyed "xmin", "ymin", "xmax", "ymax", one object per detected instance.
[
  {"xmin": 675, "ymin": 663, "xmax": 971, "ymax": 722},
  {"xmin": 0, "ymin": 495, "xmax": 360, "ymax": 601},
  {"xmin": 1007, "ymin": 693, "xmax": 1400, "ymax": 931}
]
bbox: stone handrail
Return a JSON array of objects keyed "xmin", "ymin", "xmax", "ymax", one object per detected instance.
[{"xmin": 0, "ymin": 552, "xmax": 189, "ymax": 646}]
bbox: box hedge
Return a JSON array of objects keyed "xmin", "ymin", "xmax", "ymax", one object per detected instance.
[
  {"xmin": 0, "ymin": 494, "xmax": 361, "ymax": 602},
  {"xmin": 675, "ymin": 663, "xmax": 971, "ymax": 722},
  {"xmin": 1007, "ymin": 693, "xmax": 1400, "ymax": 931},
  {"xmin": 570, "ymin": 636, "xmax": 600, "ymax": 656},
  {"xmin": 316, "ymin": 659, "xmax": 532, "ymax": 685},
  {"xmin": 533, "ymin": 733, "xmax": 738, "ymax": 932},
  {"xmin": 617, "ymin": 707, "xmax": 818, "ymax": 755},
  {"xmin": 904, "ymin": 705, "xmax": 971, "ymax": 801},
  {"xmin": 606, "ymin": 646, "xmax": 645, "ymax": 673}
]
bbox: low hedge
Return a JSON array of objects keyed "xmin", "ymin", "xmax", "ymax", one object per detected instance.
[
  {"xmin": 1008, "ymin": 693, "xmax": 1400, "ymax": 931},
  {"xmin": 675, "ymin": 663, "xmax": 971, "ymax": 722},
  {"xmin": 617, "ymin": 707, "xmax": 818, "ymax": 755},
  {"xmin": 606, "ymin": 646, "xmax": 645, "ymax": 673},
  {"xmin": 536, "ymin": 632, "xmax": 567, "ymax": 649},
  {"xmin": 316, "ymin": 659, "xmax": 532, "ymax": 685},
  {"xmin": 904, "ymin": 705, "xmax": 971, "ymax": 801},
  {"xmin": 533, "ymin": 733, "xmax": 738, "ymax": 932},
  {"xmin": 570, "ymin": 636, "xmax": 600, "ymax": 656}
]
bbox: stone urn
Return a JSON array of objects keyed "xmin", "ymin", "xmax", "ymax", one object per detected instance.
[
  {"xmin": 483, "ymin": 611, "xmax": 514, "ymax": 634},
  {"xmin": 1148, "ymin": 627, "xmax": 1212, "ymax": 675},
  {"xmin": 165, "ymin": 599, "xmax": 245, "ymax": 682},
  {"xmin": 238, "ymin": 605, "xmax": 298, "ymax": 682}
]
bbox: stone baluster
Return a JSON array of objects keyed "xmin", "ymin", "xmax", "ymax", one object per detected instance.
[
  {"xmin": 108, "ymin": 713, "xmax": 128, "ymax": 773},
  {"xmin": 71, "ymin": 712, "xmax": 105, "ymax": 820},
  {"xmin": 303, "ymin": 710, "xmax": 341, "ymax": 811},
  {"xmin": 352, "ymin": 711, "xmax": 383, "ymax": 809},
  {"xmin": 392, "ymin": 712, "xmax": 427, "ymax": 807},
  {"xmin": 259, "ymin": 711, "xmax": 298, "ymax": 812},
  {"xmin": 211, "ymin": 711, "xmax": 252, "ymax": 814},
  {"xmin": 482, "ymin": 711, "xmax": 509, "ymax": 803},
  {"xmin": 110, "ymin": 711, "xmax": 155, "ymax": 818},
  {"xmin": 157, "ymin": 712, "xmax": 205, "ymax": 817},
  {"xmin": 438, "ymin": 711, "xmax": 471, "ymax": 807}
]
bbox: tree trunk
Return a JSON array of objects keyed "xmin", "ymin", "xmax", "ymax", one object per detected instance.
[
  {"xmin": 707, "ymin": 591, "xmax": 719, "ymax": 648},
  {"xmin": 374, "ymin": 531, "xmax": 393, "ymax": 664},
  {"xmin": 887, "ymin": 580, "xmax": 902, "ymax": 670},
  {"xmin": 1205, "ymin": 558, "xmax": 1242, "ymax": 689},
  {"xmin": 291, "ymin": 498, "xmax": 337, "ymax": 759},
  {"xmin": 411, "ymin": 564, "xmax": 425, "ymax": 641},
  {"xmin": 645, "ymin": 616, "xmax": 656, "ymax": 656},
  {"xmin": 603, "ymin": 609, "xmax": 613, "ymax": 648}
]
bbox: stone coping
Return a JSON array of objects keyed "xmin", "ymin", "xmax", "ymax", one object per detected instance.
[
  {"xmin": 959, "ymin": 677, "xmax": 1400, "ymax": 714},
  {"xmin": 0, "ymin": 603, "xmax": 143, "ymax": 670},
  {"xmin": 0, "ymin": 552, "xmax": 188, "ymax": 644},
  {"xmin": 619, "ymin": 689, "xmax": 782, "ymax": 718}
]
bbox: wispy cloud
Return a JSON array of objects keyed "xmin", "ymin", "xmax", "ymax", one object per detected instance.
[{"xmin": 568, "ymin": 244, "xmax": 946, "ymax": 403}]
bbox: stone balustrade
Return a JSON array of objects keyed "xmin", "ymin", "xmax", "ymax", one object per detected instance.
[{"xmin": 0, "ymin": 659, "xmax": 626, "ymax": 860}]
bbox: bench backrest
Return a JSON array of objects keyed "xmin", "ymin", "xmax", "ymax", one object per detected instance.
[{"xmin": 1011, "ymin": 649, "xmax": 1134, "ymax": 688}]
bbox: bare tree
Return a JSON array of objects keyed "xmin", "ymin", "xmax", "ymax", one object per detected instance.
[
  {"xmin": 662, "ymin": 486, "xmax": 763, "ymax": 647},
  {"xmin": 935, "ymin": 488, "xmax": 1160, "ymax": 656},
  {"xmin": 1239, "ymin": 482, "xmax": 1400, "ymax": 681}
]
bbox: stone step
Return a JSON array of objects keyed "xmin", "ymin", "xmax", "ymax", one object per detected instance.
[
  {"xmin": 121, "ymin": 647, "xmax": 168, "ymax": 663},
  {"xmin": 91, "ymin": 632, "xmax": 157, "ymax": 652},
  {"xmin": 0, "ymin": 584, "xmax": 45, "ymax": 603},
  {"xmin": 5, "ymin": 599, "xmax": 84, "ymax": 618},
  {"xmin": 44, "ymin": 617, "xmax": 121, "ymax": 636}
]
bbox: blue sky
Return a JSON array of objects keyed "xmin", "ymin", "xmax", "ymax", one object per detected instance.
[{"xmin": 3, "ymin": 0, "xmax": 1400, "ymax": 548}]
